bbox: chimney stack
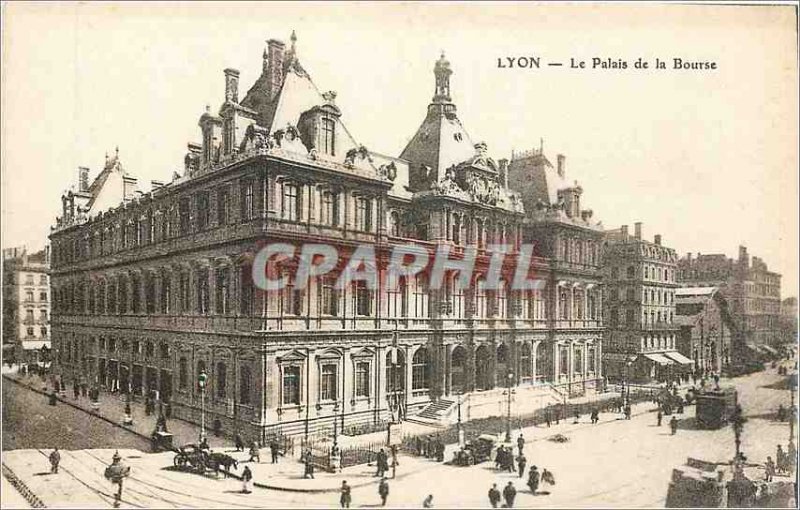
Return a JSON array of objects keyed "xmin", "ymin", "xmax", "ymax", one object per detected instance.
[
  {"xmin": 266, "ymin": 39, "xmax": 286, "ymax": 101},
  {"xmin": 634, "ymin": 222, "xmax": 642, "ymax": 239},
  {"xmin": 556, "ymin": 154, "xmax": 565, "ymax": 177},
  {"xmin": 621, "ymin": 224, "xmax": 629, "ymax": 239},
  {"xmin": 498, "ymin": 158, "xmax": 509, "ymax": 188},
  {"xmin": 78, "ymin": 167, "xmax": 90, "ymax": 192},
  {"xmin": 654, "ymin": 234, "xmax": 661, "ymax": 245},
  {"xmin": 224, "ymin": 68, "xmax": 240, "ymax": 103}
]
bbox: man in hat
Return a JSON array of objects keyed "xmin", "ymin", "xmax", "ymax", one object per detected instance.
[
  {"xmin": 270, "ymin": 438, "xmax": 280, "ymax": 464},
  {"xmin": 241, "ymin": 466, "xmax": 253, "ymax": 493},
  {"xmin": 669, "ymin": 416, "xmax": 678, "ymax": 435},
  {"xmin": 488, "ymin": 483, "xmax": 501, "ymax": 508},
  {"xmin": 340, "ymin": 481, "xmax": 352, "ymax": 508},
  {"xmin": 503, "ymin": 481, "xmax": 517, "ymax": 508},
  {"xmin": 527, "ymin": 465, "xmax": 540, "ymax": 494}
]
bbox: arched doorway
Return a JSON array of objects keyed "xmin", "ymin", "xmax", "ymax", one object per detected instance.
[
  {"xmin": 535, "ymin": 342, "xmax": 548, "ymax": 383},
  {"xmin": 450, "ymin": 346, "xmax": 467, "ymax": 394},
  {"xmin": 412, "ymin": 348, "xmax": 430, "ymax": 396},
  {"xmin": 475, "ymin": 345, "xmax": 492, "ymax": 390},
  {"xmin": 496, "ymin": 343, "xmax": 510, "ymax": 386},
  {"xmin": 386, "ymin": 349, "xmax": 407, "ymax": 420}
]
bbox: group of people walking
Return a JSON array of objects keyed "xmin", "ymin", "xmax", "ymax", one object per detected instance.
[{"xmin": 413, "ymin": 434, "xmax": 446, "ymax": 462}]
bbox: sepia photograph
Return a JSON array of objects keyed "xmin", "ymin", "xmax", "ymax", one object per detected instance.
[{"xmin": 1, "ymin": 1, "xmax": 798, "ymax": 508}]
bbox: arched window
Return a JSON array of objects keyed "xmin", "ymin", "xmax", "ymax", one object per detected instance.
[
  {"xmin": 386, "ymin": 349, "xmax": 406, "ymax": 393},
  {"xmin": 412, "ymin": 348, "xmax": 430, "ymax": 391},
  {"xmin": 216, "ymin": 362, "xmax": 227, "ymax": 399},
  {"xmin": 559, "ymin": 289, "xmax": 568, "ymax": 320},
  {"xmin": 240, "ymin": 365, "xmax": 252, "ymax": 405},
  {"xmin": 520, "ymin": 343, "xmax": 532, "ymax": 380}
]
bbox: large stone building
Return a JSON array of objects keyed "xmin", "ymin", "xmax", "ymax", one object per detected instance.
[
  {"xmin": 601, "ymin": 223, "xmax": 690, "ymax": 383},
  {"xmin": 49, "ymin": 34, "xmax": 604, "ymax": 441},
  {"xmin": 674, "ymin": 287, "xmax": 737, "ymax": 376},
  {"xmin": 2, "ymin": 247, "xmax": 51, "ymax": 365},
  {"xmin": 677, "ymin": 245, "xmax": 782, "ymax": 348}
]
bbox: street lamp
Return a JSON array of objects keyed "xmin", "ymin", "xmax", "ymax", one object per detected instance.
[
  {"xmin": 504, "ymin": 371, "xmax": 514, "ymax": 443},
  {"xmin": 625, "ymin": 358, "xmax": 633, "ymax": 406},
  {"xmin": 103, "ymin": 450, "xmax": 130, "ymax": 508},
  {"xmin": 456, "ymin": 390, "xmax": 464, "ymax": 447},
  {"xmin": 332, "ymin": 401, "xmax": 340, "ymax": 449},
  {"xmin": 197, "ymin": 369, "xmax": 208, "ymax": 443}
]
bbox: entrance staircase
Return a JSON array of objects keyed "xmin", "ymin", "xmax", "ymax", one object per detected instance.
[{"xmin": 405, "ymin": 399, "xmax": 454, "ymax": 428}]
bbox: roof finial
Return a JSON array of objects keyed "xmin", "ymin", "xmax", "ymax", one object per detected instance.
[
  {"xmin": 539, "ymin": 137, "xmax": 543, "ymax": 153},
  {"xmin": 291, "ymin": 30, "xmax": 297, "ymax": 46},
  {"xmin": 115, "ymin": 146, "xmax": 119, "ymax": 158}
]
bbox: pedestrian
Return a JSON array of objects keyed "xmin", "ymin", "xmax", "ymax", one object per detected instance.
[
  {"xmin": 657, "ymin": 409, "xmax": 663, "ymax": 427},
  {"xmin": 776, "ymin": 445, "xmax": 787, "ymax": 474},
  {"xmin": 73, "ymin": 383, "xmax": 79, "ymax": 399},
  {"xmin": 573, "ymin": 408, "xmax": 580, "ymax": 424},
  {"xmin": 378, "ymin": 477, "xmax": 389, "ymax": 506},
  {"xmin": 303, "ymin": 449, "xmax": 315, "ymax": 479},
  {"xmin": 677, "ymin": 400, "xmax": 684, "ymax": 414},
  {"xmin": 516, "ymin": 453, "xmax": 527, "ymax": 478},
  {"xmin": 545, "ymin": 408, "xmax": 551, "ymax": 427},
  {"xmin": 248, "ymin": 441, "xmax": 260, "ymax": 463},
  {"xmin": 422, "ymin": 494, "xmax": 434, "ymax": 508},
  {"xmin": 270, "ymin": 438, "xmax": 280, "ymax": 463},
  {"xmin": 81, "ymin": 383, "xmax": 88, "ymax": 398},
  {"xmin": 541, "ymin": 468, "xmax": 555, "ymax": 493},
  {"xmin": 340, "ymin": 481, "xmax": 352, "ymax": 508},
  {"xmin": 778, "ymin": 404, "xmax": 787, "ymax": 422},
  {"xmin": 376, "ymin": 448, "xmax": 388, "ymax": 477},
  {"xmin": 48, "ymin": 390, "xmax": 57, "ymax": 406},
  {"xmin": 624, "ymin": 404, "xmax": 632, "ymax": 420},
  {"xmin": 590, "ymin": 408, "xmax": 599, "ymax": 424},
  {"xmin": 241, "ymin": 466, "xmax": 253, "ymax": 494},
  {"xmin": 527, "ymin": 465, "xmax": 540, "ymax": 494},
  {"xmin": 49, "ymin": 448, "xmax": 60, "ymax": 474},
  {"xmin": 390, "ymin": 444, "xmax": 399, "ymax": 468},
  {"xmin": 669, "ymin": 416, "xmax": 678, "ymax": 435},
  {"xmin": 517, "ymin": 434, "xmax": 525, "ymax": 455},
  {"xmin": 765, "ymin": 456, "xmax": 776, "ymax": 482},
  {"xmin": 495, "ymin": 446, "xmax": 504, "ymax": 469},
  {"xmin": 234, "ymin": 433, "xmax": 244, "ymax": 452},
  {"xmin": 436, "ymin": 440, "xmax": 445, "ymax": 462},
  {"xmin": 502, "ymin": 481, "xmax": 517, "ymax": 508},
  {"xmin": 555, "ymin": 407, "xmax": 561, "ymax": 425},
  {"xmin": 200, "ymin": 437, "xmax": 210, "ymax": 451},
  {"xmin": 488, "ymin": 483, "xmax": 501, "ymax": 508}
]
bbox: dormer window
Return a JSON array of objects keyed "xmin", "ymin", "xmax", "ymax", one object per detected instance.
[{"xmin": 320, "ymin": 118, "xmax": 336, "ymax": 156}]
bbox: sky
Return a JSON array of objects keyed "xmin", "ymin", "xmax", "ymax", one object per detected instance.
[{"xmin": 1, "ymin": 2, "xmax": 797, "ymax": 295}]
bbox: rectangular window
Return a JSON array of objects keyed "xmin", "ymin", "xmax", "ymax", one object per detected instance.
[
  {"xmin": 197, "ymin": 271, "xmax": 209, "ymax": 315},
  {"xmin": 355, "ymin": 362, "xmax": 370, "ymax": 397},
  {"xmin": 282, "ymin": 183, "xmax": 299, "ymax": 221},
  {"xmin": 320, "ymin": 117, "xmax": 336, "ymax": 155},
  {"xmin": 320, "ymin": 364, "xmax": 338, "ymax": 401},
  {"xmin": 179, "ymin": 198, "xmax": 191, "ymax": 234},
  {"xmin": 588, "ymin": 347, "xmax": 596, "ymax": 372},
  {"xmin": 196, "ymin": 192, "xmax": 210, "ymax": 230},
  {"xmin": 282, "ymin": 366, "xmax": 301, "ymax": 405},
  {"xmin": 217, "ymin": 188, "xmax": 229, "ymax": 226},
  {"xmin": 179, "ymin": 272, "xmax": 190, "ymax": 313},
  {"xmin": 25, "ymin": 309, "xmax": 34, "ymax": 322},
  {"xmin": 386, "ymin": 276, "xmax": 407, "ymax": 318},
  {"xmin": 319, "ymin": 276, "xmax": 339, "ymax": 316},
  {"xmin": 216, "ymin": 269, "xmax": 229, "ymax": 315},
  {"xmin": 415, "ymin": 275, "xmax": 429, "ymax": 318},
  {"xmin": 39, "ymin": 292, "xmax": 47, "ymax": 302},
  {"xmin": 354, "ymin": 281, "xmax": 372, "ymax": 316},
  {"xmin": 240, "ymin": 265, "xmax": 254, "ymax": 316},
  {"xmin": 355, "ymin": 197, "xmax": 372, "ymax": 231},
  {"xmin": 241, "ymin": 180, "xmax": 255, "ymax": 221},
  {"xmin": 320, "ymin": 190, "xmax": 337, "ymax": 226},
  {"xmin": 281, "ymin": 275, "xmax": 303, "ymax": 316},
  {"xmin": 160, "ymin": 276, "xmax": 171, "ymax": 314}
]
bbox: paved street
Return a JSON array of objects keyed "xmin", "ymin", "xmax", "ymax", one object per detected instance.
[
  {"xmin": 2, "ymin": 378, "xmax": 150, "ymax": 452},
  {"xmin": 2, "ymin": 363, "xmax": 796, "ymax": 508}
]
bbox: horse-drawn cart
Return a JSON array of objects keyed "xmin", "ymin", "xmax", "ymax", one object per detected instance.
[{"xmin": 173, "ymin": 444, "xmax": 210, "ymax": 474}]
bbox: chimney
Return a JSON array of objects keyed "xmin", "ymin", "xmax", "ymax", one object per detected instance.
[
  {"xmin": 621, "ymin": 224, "xmax": 629, "ymax": 239},
  {"xmin": 224, "ymin": 68, "xmax": 240, "ymax": 103},
  {"xmin": 738, "ymin": 245, "xmax": 748, "ymax": 261},
  {"xmin": 556, "ymin": 154, "xmax": 565, "ymax": 177},
  {"xmin": 78, "ymin": 167, "xmax": 90, "ymax": 192},
  {"xmin": 498, "ymin": 158, "xmax": 509, "ymax": 188},
  {"xmin": 267, "ymin": 39, "xmax": 286, "ymax": 101},
  {"xmin": 654, "ymin": 234, "xmax": 661, "ymax": 246},
  {"xmin": 634, "ymin": 222, "xmax": 642, "ymax": 239}
]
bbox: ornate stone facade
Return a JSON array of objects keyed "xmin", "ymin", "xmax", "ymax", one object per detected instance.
[{"xmin": 49, "ymin": 35, "xmax": 605, "ymax": 441}]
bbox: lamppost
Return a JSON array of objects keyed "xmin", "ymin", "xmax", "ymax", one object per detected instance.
[
  {"xmin": 332, "ymin": 401, "xmax": 340, "ymax": 449},
  {"xmin": 103, "ymin": 450, "xmax": 130, "ymax": 508},
  {"xmin": 197, "ymin": 369, "xmax": 207, "ymax": 442},
  {"xmin": 456, "ymin": 390, "xmax": 464, "ymax": 447},
  {"xmin": 625, "ymin": 358, "xmax": 632, "ymax": 406},
  {"xmin": 504, "ymin": 371, "xmax": 514, "ymax": 443}
]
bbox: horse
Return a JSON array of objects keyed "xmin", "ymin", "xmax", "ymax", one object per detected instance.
[{"xmin": 208, "ymin": 452, "xmax": 239, "ymax": 478}]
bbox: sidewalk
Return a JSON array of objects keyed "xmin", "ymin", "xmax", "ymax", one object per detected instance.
[{"xmin": 3, "ymin": 371, "xmax": 232, "ymax": 450}]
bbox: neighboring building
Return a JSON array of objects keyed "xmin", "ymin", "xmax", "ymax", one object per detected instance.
[
  {"xmin": 49, "ymin": 35, "xmax": 605, "ymax": 441},
  {"xmin": 779, "ymin": 297, "xmax": 798, "ymax": 352},
  {"xmin": 677, "ymin": 245, "xmax": 782, "ymax": 348},
  {"xmin": 601, "ymin": 223, "xmax": 689, "ymax": 383},
  {"xmin": 2, "ymin": 246, "xmax": 51, "ymax": 365},
  {"xmin": 674, "ymin": 287, "xmax": 737, "ymax": 376}
]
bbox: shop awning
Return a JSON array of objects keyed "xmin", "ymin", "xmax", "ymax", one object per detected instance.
[
  {"xmin": 642, "ymin": 353, "xmax": 674, "ymax": 365},
  {"xmin": 663, "ymin": 351, "xmax": 694, "ymax": 365},
  {"xmin": 21, "ymin": 340, "xmax": 50, "ymax": 351}
]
